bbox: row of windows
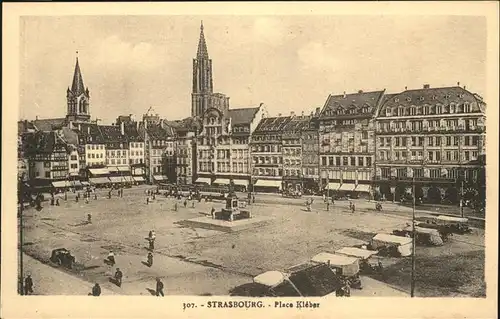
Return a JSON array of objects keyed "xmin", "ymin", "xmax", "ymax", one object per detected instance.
[
  {"xmin": 283, "ymin": 169, "xmax": 301, "ymax": 177},
  {"xmin": 283, "ymin": 148, "xmax": 302, "ymax": 156},
  {"xmin": 324, "ymin": 107, "xmax": 370, "ymax": 117},
  {"xmin": 303, "ymin": 167, "xmax": 319, "ymax": 176},
  {"xmin": 88, "ymin": 153, "xmax": 104, "ymax": 159},
  {"xmin": 253, "ymin": 168, "xmax": 281, "ymax": 176},
  {"xmin": 320, "ymin": 156, "xmax": 373, "ymax": 167},
  {"xmin": 379, "ymin": 150, "xmax": 479, "ymax": 162},
  {"xmin": 86, "ymin": 144, "xmax": 104, "ymax": 150},
  {"xmin": 385, "ymin": 103, "xmax": 473, "ymax": 117},
  {"xmin": 283, "ymin": 159, "xmax": 302, "ymax": 166},
  {"xmin": 130, "ymin": 142, "xmax": 144, "ymax": 148},
  {"xmin": 378, "ymin": 118, "xmax": 479, "ymax": 131},
  {"xmin": 107, "ymin": 150, "xmax": 128, "ymax": 157},
  {"xmin": 130, "ymin": 150, "xmax": 144, "ymax": 156},
  {"xmin": 283, "ymin": 139, "xmax": 301, "ymax": 145},
  {"xmin": 252, "ymin": 135, "xmax": 280, "ymax": 142},
  {"xmin": 151, "ymin": 140, "xmax": 171, "ymax": 147},
  {"xmin": 251, "ymin": 145, "xmax": 282, "ymax": 153},
  {"xmin": 380, "ymin": 135, "xmax": 479, "ymax": 147},
  {"xmin": 324, "ymin": 170, "xmax": 371, "ymax": 181},
  {"xmin": 381, "ymin": 167, "xmax": 477, "ymax": 180},
  {"xmin": 253, "ymin": 156, "xmax": 283, "ymax": 165}
]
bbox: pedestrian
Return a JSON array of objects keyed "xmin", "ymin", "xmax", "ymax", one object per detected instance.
[
  {"xmin": 155, "ymin": 278, "xmax": 164, "ymax": 296},
  {"xmin": 146, "ymin": 196, "xmax": 150, "ymax": 205},
  {"xmin": 107, "ymin": 251, "xmax": 115, "ymax": 266},
  {"xmin": 351, "ymin": 203, "xmax": 355, "ymax": 213},
  {"xmin": 148, "ymin": 230, "xmax": 153, "ymax": 240},
  {"xmin": 211, "ymin": 207, "xmax": 216, "ymax": 219},
  {"xmin": 87, "ymin": 213, "xmax": 92, "ymax": 224},
  {"xmin": 252, "ymin": 193, "xmax": 255, "ymax": 203},
  {"xmin": 85, "ymin": 197, "xmax": 89, "ymax": 204},
  {"xmin": 114, "ymin": 268, "xmax": 123, "ymax": 287},
  {"xmin": 174, "ymin": 202, "xmax": 178, "ymax": 211},
  {"xmin": 108, "ymin": 191, "xmax": 112, "ymax": 199},
  {"xmin": 50, "ymin": 197, "xmax": 55, "ymax": 206},
  {"xmin": 56, "ymin": 198, "xmax": 60, "ymax": 206},
  {"xmin": 24, "ymin": 274, "xmax": 34, "ymax": 295},
  {"xmin": 76, "ymin": 195, "xmax": 79, "ymax": 203},
  {"xmin": 94, "ymin": 193, "xmax": 97, "ymax": 200},
  {"xmin": 326, "ymin": 201, "xmax": 330, "ymax": 211},
  {"xmin": 183, "ymin": 199, "xmax": 187, "ymax": 208},
  {"xmin": 323, "ymin": 193, "xmax": 326, "ymax": 203},
  {"xmin": 120, "ymin": 188, "xmax": 123, "ymax": 198},
  {"xmin": 64, "ymin": 192, "xmax": 68, "ymax": 201},
  {"xmin": 191, "ymin": 201, "xmax": 195, "ymax": 208},
  {"xmin": 147, "ymin": 252, "xmax": 154, "ymax": 267},
  {"xmin": 92, "ymin": 283, "xmax": 101, "ymax": 296},
  {"xmin": 149, "ymin": 238, "xmax": 155, "ymax": 250},
  {"xmin": 152, "ymin": 193, "xmax": 156, "ymax": 200}
]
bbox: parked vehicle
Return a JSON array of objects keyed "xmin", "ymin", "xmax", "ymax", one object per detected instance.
[
  {"xmin": 309, "ymin": 252, "xmax": 362, "ymax": 289},
  {"xmin": 434, "ymin": 215, "xmax": 472, "ymax": 234},
  {"xmin": 229, "ymin": 264, "xmax": 345, "ymax": 297},
  {"xmin": 335, "ymin": 247, "xmax": 380, "ymax": 274},
  {"xmin": 50, "ymin": 248, "xmax": 75, "ymax": 269},
  {"xmin": 369, "ymin": 233, "xmax": 413, "ymax": 257},
  {"xmin": 392, "ymin": 226, "xmax": 444, "ymax": 246}
]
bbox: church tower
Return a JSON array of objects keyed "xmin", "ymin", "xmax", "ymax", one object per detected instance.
[
  {"xmin": 191, "ymin": 21, "xmax": 214, "ymax": 118},
  {"xmin": 66, "ymin": 53, "xmax": 91, "ymax": 122}
]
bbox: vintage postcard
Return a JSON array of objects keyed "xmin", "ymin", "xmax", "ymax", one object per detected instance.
[{"xmin": 2, "ymin": 2, "xmax": 498, "ymax": 319}]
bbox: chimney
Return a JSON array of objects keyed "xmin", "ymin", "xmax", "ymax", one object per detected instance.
[
  {"xmin": 423, "ymin": 84, "xmax": 430, "ymax": 89},
  {"xmin": 464, "ymin": 85, "xmax": 466, "ymax": 90},
  {"xmin": 457, "ymin": 82, "xmax": 460, "ymax": 87},
  {"xmin": 301, "ymin": 111, "xmax": 304, "ymax": 117},
  {"xmin": 87, "ymin": 126, "xmax": 90, "ymax": 135},
  {"xmin": 278, "ymin": 113, "xmax": 282, "ymax": 117},
  {"xmin": 35, "ymin": 115, "xmax": 38, "ymax": 120},
  {"xmin": 343, "ymin": 91, "xmax": 346, "ymax": 98},
  {"xmin": 404, "ymin": 86, "xmax": 407, "ymax": 90},
  {"xmin": 358, "ymin": 90, "xmax": 363, "ymax": 93},
  {"xmin": 290, "ymin": 111, "xmax": 295, "ymax": 117},
  {"xmin": 120, "ymin": 121, "xmax": 125, "ymax": 135},
  {"xmin": 259, "ymin": 102, "xmax": 264, "ymax": 107}
]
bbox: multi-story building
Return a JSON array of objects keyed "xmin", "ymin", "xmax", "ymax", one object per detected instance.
[
  {"xmin": 174, "ymin": 119, "xmax": 197, "ymax": 185},
  {"xmin": 23, "ymin": 131, "xmax": 70, "ymax": 188},
  {"xmin": 117, "ymin": 115, "xmax": 146, "ymax": 183},
  {"xmin": 318, "ymin": 90, "xmax": 382, "ymax": 198},
  {"xmin": 281, "ymin": 112, "xmax": 311, "ymax": 193},
  {"xmin": 140, "ymin": 116, "xmax": 176, "ymax": 184},
  {"xmin": 374, "ymin": 84, "xmax": 486, "ymax": 204},
  {"xmin": 301, "ymin": 108, "xmax": 321, "ymax": 193},
  {"xmin": 100, "ymin": 123, "xmax": 131, "ymax": 185},
  {"xmin": 250, "ymin": 115, "xmax": 291, "ymax": 192}
]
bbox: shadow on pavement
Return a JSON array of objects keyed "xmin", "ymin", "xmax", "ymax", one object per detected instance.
[{"xmin": 146, "ymin": 288, "xmax": 156, "ymax": 295}]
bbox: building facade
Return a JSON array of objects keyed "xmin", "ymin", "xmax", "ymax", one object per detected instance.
[
  {"xmin": 374, "ymin": 84, "xmax": 486, "ymax": 204},
  {"xmin": 318, "ymin": 90, "xmax": 382, "ymax": 197},
  {"xmin": 301, "ymin": 109, "xmax": 321, "ymax": 193},
  {"xmin": 250, "ymin": 116, "xmax": 291, "ymax": 192}
]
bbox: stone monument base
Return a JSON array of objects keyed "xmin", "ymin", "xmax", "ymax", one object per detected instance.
[{"xmin": 177, "ymin": 215, "xmax": 274, "ymax": 233}]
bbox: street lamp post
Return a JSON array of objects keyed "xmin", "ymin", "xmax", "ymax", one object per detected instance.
[{"xmin": 410, "ymin": 172, "xmax": 416, "ymax": 297}]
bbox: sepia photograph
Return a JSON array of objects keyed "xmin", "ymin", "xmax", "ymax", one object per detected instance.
[{"xmin": 2, "ymin": 2, "xmax": 498, "ymax": 319}]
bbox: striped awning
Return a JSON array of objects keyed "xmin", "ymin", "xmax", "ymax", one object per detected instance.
[
  {"xmin": 232, "ymin": 179, "xmax": 248, "ymax": 186},
  {"xmin": 122, "ymin": 176, "xmax": 134, "ymax": 183},
  {"xmin": 52, "ymin": 181, "xmax": 70, "ymax": 188},
  {"xmin": 355, "ymin": 184, "xmax": 371, "ymax": 193},
  {"xmin": 117, "ymin": 166, "xmax": 130, "ymax": 172},
  {"xmin": 109, "ymin": 176, "xmax": 124, "ymax": 183},
  {"xmin": 71, "ymin": 180, "xmax": 83, "ymax": 187},
  {"xmin": 339, "ymin": 183, "xmax": 356, "ymax": 191},
  {"xmin": 133, "ymin": 176, "xmax": 146, "ymax": 182},
  {"xmin": 195, "ymin": 177, "xmax": 211, "ymax": 184},
  {"xmin": 254, "ymin": 180, "xmax": 281, "ymax": 188},
  {"xmin": 81, "ymin": 181, "xmax": 90, "ymax": 186},
  {"xmin": 326, "ymin": 183, "xmax": 341, "ymax": 190},
  {"xmin": 89, "ymin": 177, "xmax": 110, "ymax": 184},
  {"xmin": 89, "ymin": 168, "xmax": 110, "ymax": 176},
  {"xmin": 213, "ymin": 178, "xmax": 230, "ymax": 185},
  {"xmin": 153, "ymin": 175, "xmax": 167, "ymax": 181}
]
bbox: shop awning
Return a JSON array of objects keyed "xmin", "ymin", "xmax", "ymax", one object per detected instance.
[
  {"xmin": 133, "ymin": 176, "xmax": 146, "ymax": 182},
  {"xmin": 122, "ymin": 176, "xmax": 134, "ymax": 183},
  {"xmin": 81, "ymin": 181, "xmax": 90, "ymax": 186},
  {"xmin": 195, "ymin": 177, "xmax": 211, "ymax": 184},
  {"xmin": 71, "ymin": 180, "xmax": 83, "ymax": 187},
  {"xmin": 109, "ymin": 176, "xmax": 124, "ymax": 183},
  {"xmin": 89, "ymin": 177, "xmax": 110, "ymax": 184},
  {"xmin": 326, "ymin": 183, "xmax": 341, "ymax": 190},
  {"xmin": 69, "ymin": 172, "xmax": 80, "ymax": 177},
  {"xmin": 89, "ymin": 168, "xmax": 110, "ymax": 176},
  {"xmin": 355, "ymin": 184, "xmax": 371, "ymax": 193},
  {"xmin": 108, "ymin": 167, "xmax": 119, "ymax": 173},
  {"xmin": 213, "ymin": 178, "xmax": 230, "ymax": 185},
  {"xmin": 153, "ymin": 175, "xmax": 167, "ymax": 181},
  {"xmin": 117, "ymin": 166, "xmax": 130, "ymax": 172},
  {"xmin": 254, "ymin": 179, "xmax": 282, "ymax": 188},
  {"xmin": 232, "ymin": 179, "xmax": 248, "ymax": 186},
  {"xmin": 339, "ymin": 183, "xmax": 356, "ymax": 191},
  {"xmin": 52, "ymin": 181, "xmax": 70, "ymax": 188}
]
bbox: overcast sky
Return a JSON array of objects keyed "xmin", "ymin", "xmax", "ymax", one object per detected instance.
[{"xmin": 19, "ymin": 15, "xmax": 486, "ymax": 123}]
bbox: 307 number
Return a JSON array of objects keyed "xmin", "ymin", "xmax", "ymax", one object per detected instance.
[{"xmin": 183, "ymin": 303, "xmax": 196, "ymax": 310}]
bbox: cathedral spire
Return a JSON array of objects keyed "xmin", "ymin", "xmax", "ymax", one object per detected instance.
[
  {"xmin": 71, "ymin": 52, "xmax": 86, "ymax": 96},
  {"xmin": 197, "ymin": 20, "xmax": 209, "ymax": 58}
]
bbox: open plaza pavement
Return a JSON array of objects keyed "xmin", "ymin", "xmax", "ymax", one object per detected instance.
[{"xmin": 20, "ymin": 185, "xmax": 485, "ymax": 297}]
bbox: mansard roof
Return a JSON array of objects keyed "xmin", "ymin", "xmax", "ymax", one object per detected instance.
[
  {"xmin": 228, "ymin": 107, "xmax": 260, "ymax": 125},
  {"xmin": 320, "ymin": 90, "xmax": 385, "ymax": 118},
  {"xmin": 378, "ymin": 86, "xmax": 485, "ymax": 115},
  {"xmin": 99, "ymin": 125, "xmax": 128, "ymax": 143},
  {"xmin": 23, "ymin": 131, "xmax": 68, "ymax": 156},
  {"xmin": 254, "ymin": 116, "xmax": 292, "ymax": 133},
  {"xmin": 282, "ymin": 115, "xmax": 312, "ymax": 133},
  {"xmin": 145, "ymin": 123, "xmax": 175, "ymax": 140},
  {"xmin": 72, "ymin": 123, "xmax": 105, "ymax": 144}
]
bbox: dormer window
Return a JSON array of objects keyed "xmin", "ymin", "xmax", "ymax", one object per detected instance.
[
  {"xmin": 394, "ymin": 98, "xmax": 399, "ymax": 103},
  {"xmin": 406, "ymin": 97, "xmax": 412, "ymax": 102},
  {"xmin": 458, "ymin": 94, "xmax": 464, "ymax": 98},
  {"xmin": 444, "ymin": 94, "xmax": 451, "ymax": 99},
  {"xmin": 464, "ymin": 102, "xmax": 471, "ymax": 113},
  {"xmin": 432, "ymin": 95, "xmax": 437, "ymax": 100},
  {"xmin": 419, "ymin": 97, "xmax": 424, "ymax": 101}
]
